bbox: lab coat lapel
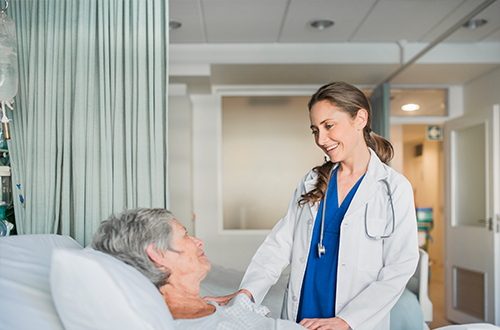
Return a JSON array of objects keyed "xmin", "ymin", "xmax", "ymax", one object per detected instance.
[
  {"xmin": 302, "ymin": 164, "xmax": 339, "ymax": 219},
  {"xmin": 304, "ymin": 172, "xmax": 320, "ymax": 218},
  {"xmin": 345, "ymin": 149, "xmax": 388, "ymax": 217}
]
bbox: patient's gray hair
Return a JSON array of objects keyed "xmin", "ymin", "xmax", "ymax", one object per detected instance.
[{"xmin": 91, "ymin": 208, "xmax": 176, "ymax": 288}]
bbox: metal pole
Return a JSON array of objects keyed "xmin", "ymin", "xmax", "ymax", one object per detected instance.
[{"xmin": 380, "ymin": 0, "xmax": 498, "ymax": 84}]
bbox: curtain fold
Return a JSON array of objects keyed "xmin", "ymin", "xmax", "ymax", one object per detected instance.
[{"xmin": 8, "ymin": 0, "xmax": 169, "ymax": 246}]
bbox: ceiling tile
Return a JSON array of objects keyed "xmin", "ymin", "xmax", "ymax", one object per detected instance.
[
  {"xmin": 351, "ymin": 0, "xmax": 466, "ymax": 42},
  {"xmin": 445, "ymin": 0, "xmax": 500, "ymax": 42},
  {"xmin": 482, "ymin": 27, "xmax": 500, "ymax": 42},
  {"xmin": 419, "ymin": 0, "xmax": 485, "ymax": 42},
  {"xmin": 390, "ymin": 89, "xmax": 447, "ymax": 117},
  {"xmin": 202, "ymin": 1, "xmax": 289, "ymax": 42},
  {"xmin": 169, "ymin": 0, "xmax": 500, "ymax": 87},
  {"xmin": 280, "ymin": 0, "xmax": 377, "ymax": 43},
  {"xmin": 169, "ymin": 0, "xmax": 206, "ymax": 43}
]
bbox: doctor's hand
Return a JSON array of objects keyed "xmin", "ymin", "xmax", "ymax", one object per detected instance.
[
  {"xmin": 299, "ymin": 317, "xmax": 350, "ymax": 330},
  {"xmin": 203, "ymin": 289, "xmax": 253, "ymax": 306}
]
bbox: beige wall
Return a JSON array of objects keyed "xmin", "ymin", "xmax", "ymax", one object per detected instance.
[
  {"xmin": 221, "ymin": 96, "xmax": 324, "ymax": 230},
  {"xmin": 192, "ymin": 94, "xmax": 273, "ymax": 271},
  {"xmin": 390, "ymin": 124, "xmax": 404, "ymax": 173},
  {"xmin": 168, "ymin": 94, "xmax": 194, "ymax": 235}
]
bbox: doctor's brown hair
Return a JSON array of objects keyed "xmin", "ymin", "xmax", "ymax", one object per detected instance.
[{"xmin": 299, "ymin": 81, "xmax": 394, "ymax": 206}]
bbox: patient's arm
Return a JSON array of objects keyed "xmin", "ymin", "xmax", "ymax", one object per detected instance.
[{"xmin": 203, "ymin": 289, "xmax": 253, "ymax": 306}]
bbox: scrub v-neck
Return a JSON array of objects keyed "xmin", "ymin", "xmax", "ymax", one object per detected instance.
[{"xmin": 297, "ymin": 167, "xmax": 365, "ymax": 322}]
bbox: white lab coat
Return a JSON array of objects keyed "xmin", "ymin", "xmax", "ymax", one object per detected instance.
[{"xmin": 239, "ymin": 149, "xmax": 419, "ymax": 330}]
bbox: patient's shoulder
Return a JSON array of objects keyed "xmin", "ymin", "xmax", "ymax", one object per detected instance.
[{"xmin": 226, "ymin": 294, "xmax": 306, "ymax": 329}]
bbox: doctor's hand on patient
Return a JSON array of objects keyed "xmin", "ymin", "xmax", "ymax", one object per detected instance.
[
  {"xmin": 299, "ymin": 317, "xmax": 350, "ymax": 330},
  {"xmin": 203, "ymin": 289, "xmax": 253, "ymax": 306}
]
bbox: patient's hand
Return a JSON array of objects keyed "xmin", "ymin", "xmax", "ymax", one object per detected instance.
[
  {"xmin": 299, "ymin": 317, "xmax": 350, "ymax": 330},
  {"xmin": 203, "ymin": 289, "xmax": 253, "ymax": 306}
]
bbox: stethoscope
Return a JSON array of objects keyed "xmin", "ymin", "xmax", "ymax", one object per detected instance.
[{"xmin": 317, "ymin": 166, "xmax": 396, "ymax": 258}]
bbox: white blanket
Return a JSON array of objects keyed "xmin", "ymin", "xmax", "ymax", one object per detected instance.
[{"xmin": 173, "ymin": 294, "xmax": 305, "ymax": 330}]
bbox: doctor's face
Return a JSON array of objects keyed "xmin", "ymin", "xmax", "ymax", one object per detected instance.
[{"xmin": 309, "ymin": 100, "xmax": 366, "ymax": 164}]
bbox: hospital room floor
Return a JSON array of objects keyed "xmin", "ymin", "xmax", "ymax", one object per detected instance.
[{"xmin": 428, "ymin": 264, "xmax": 454, "ymax": 329}]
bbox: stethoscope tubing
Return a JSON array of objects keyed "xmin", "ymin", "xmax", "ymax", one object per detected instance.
[
  {"xmin": 317, "ymin": 167, "xmax": 396, "ymax": 258},
  {"xmin": 318, "ymin": 165, "xmax": 334, "ymax": 258},
  {"xmin": 364, "ymin": 178, "xmax": 396, "ymax": 240}
]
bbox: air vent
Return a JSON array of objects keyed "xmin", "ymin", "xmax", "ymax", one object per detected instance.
[
  {"xmin": 415, "ymin": 144, "xmax": 423, "ymax": 157},
  {"xmin": 454, "ymin": 267, "xmax": 485, "ymax": 320}
]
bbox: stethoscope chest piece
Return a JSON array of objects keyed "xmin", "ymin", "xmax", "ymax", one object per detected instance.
[{"xmin": 317, "ymin": 243, "xmax": 326, "ymax": 258}]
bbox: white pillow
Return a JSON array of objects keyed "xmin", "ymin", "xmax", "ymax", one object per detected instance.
[
  {"xmin": 0, "ymin": 234, "xmax": 82, "ymax": 330},
  {"xmin": 50, "ymin": 248, "xmax": 175, "ymax": 330}
]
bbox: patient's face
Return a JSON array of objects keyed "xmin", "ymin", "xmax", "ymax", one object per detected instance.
[{"xmin": 168, "ymin": 219, "xmax": 211, "ymax": 280}]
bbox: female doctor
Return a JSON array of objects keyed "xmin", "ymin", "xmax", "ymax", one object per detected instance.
[{"xmin": 206, "ymin": 82, "xmax": 419, "ymax": 330}]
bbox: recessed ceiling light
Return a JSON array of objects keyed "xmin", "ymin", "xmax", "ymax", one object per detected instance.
[
  {"xmin": 463, "ymin": 18, "xmax": 488, "ymax": 29},
  {"xmin": 169, "ymin": 20, "xmax": 182, "ymax": 30},
  {"xmin": 401, "ymin": 104, "xmax": 420, "ymax": 111},
  {"xmin": 308, "ymin": 19, "xmax": 334, "ymax": 30}
]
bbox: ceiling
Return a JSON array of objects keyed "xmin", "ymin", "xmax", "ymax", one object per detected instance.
[
  {"xmin": 168, "ymin": 0, "xmax": 500, "ymax": 109},
  {"xmin": 169, "ymin": 0, "xmax": 500, "ymax": 44}
]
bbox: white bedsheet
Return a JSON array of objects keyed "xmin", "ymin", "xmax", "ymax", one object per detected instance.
[
  {"xmin": 201, "ymin": 263, "xmax": 427, "ymax": 330},
  {"xmin": 174, "ymin": 294, "xmax": 304, "ymax": 330}
]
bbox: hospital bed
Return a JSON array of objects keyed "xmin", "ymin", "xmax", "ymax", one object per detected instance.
[
  {"xmin": 1, "ymin": 234, "xmax": 498, "ymax": 330},
  {"xmin": 200, "ymin": 248, "xmax": 432, "ymax": 330}
]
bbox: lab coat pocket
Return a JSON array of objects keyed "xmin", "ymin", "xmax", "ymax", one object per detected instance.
[{"xmin": 357, "ymin": 217, "xmax": 385, "ymax": 272}]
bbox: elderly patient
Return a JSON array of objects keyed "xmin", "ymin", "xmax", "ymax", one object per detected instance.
[{"xmin": 91, "ymin": 208, "xmax": 304, "ymax": 330}]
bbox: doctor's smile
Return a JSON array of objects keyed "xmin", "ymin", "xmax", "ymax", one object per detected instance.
[{"xmin": 324, "ymin": 143, "xmax": 338, "ymax": 153}]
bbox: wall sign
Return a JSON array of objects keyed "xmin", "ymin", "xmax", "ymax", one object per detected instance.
[{"xmin": 427, "ymin": 125, "xmax": 443, "ymax": 141}]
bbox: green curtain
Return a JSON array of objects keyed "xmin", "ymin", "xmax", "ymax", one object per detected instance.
[{"xmin": 7, "ymin": 0, "xmax": 169, "ymax": 246}]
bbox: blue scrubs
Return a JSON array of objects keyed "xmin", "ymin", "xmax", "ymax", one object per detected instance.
[{"xmin": 297, "ymin": 167, "xmax": 365, "ymax": 322}]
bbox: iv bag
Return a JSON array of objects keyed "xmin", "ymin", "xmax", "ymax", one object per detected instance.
[{"xmin": 0, "ymin": 12, "xmax": 17, "ymax": 102}]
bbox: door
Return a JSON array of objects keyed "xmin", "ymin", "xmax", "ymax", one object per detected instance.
[{"xmin": 444, "ymin": 104, "xmax": 500, "ymax": 325}]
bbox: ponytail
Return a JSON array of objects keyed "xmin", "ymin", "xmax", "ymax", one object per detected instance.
[{"xmin": 365, "ymin": 131, "xmax": 394, "ymax": 165}]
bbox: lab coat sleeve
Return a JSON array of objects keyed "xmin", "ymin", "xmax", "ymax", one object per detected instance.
[
  {"xmin": 337, "ymin": 175, "xmax": 419, "ymax": 330},
  {"xmin": 239, "ymin": 174, "xmax": 308, "ymax": 305}
]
